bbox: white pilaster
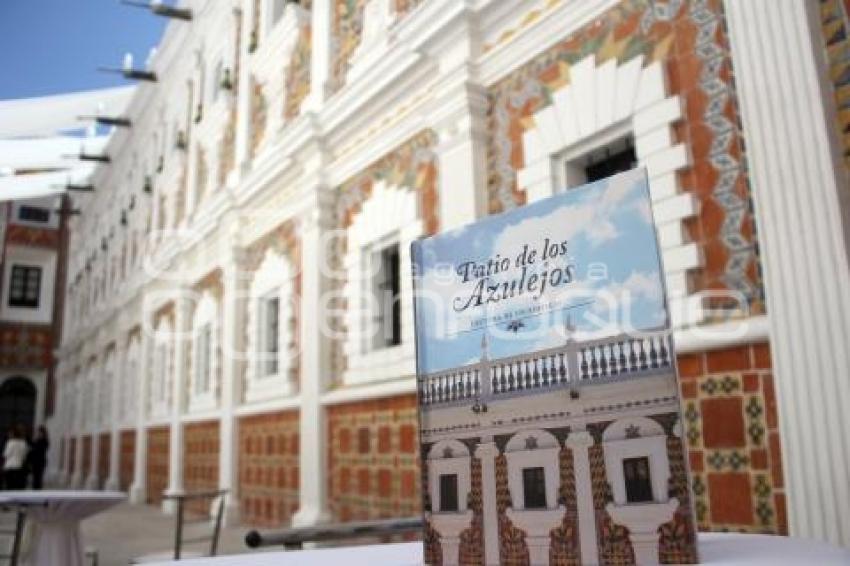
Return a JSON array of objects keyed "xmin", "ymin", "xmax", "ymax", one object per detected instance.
[
  {"xmin": 291, "ymin": 189, "xmax": 333, "ymax": 527},
  {"xmin": 565, "ymin": 430, "xmax": 598, "ymax": 566},
  {"xmin": 218, "ymin": 243, "xmax": 248, "ymax": 526},
  {"xmin": 305, "ymin": 0, "xmax": 333, "ymax": 111},
  {"xmin": 130, "ymin": 329, "xmax": 152, "ymax": 504},
  {"xmin": 433, "ymin": 81, "xmax": 489, "ymax": 231},
  {"xmin": 233, "ymin": 0, "xmax": 256, "ymax": 178},
  {"xmin": 164, "ymin": 293, "xmax": 191, "ymax": 514},
  {"xmin": 474, "ymin": 441, "xmax": 500, "ymax": 566},
  {"xmin": 725, "ymin": 0, "xmax": 850, "ymax": 546},
  {"xmin": 85, "ymin": 372, "xmax": 101, "ymax": 490},
  {"xmin": 105, "ymin": 348, "xmax": 122, "ymax": 491},
  {"xmin": 71, "ymin": 431, "xmax": 85, "ymax": 489}
]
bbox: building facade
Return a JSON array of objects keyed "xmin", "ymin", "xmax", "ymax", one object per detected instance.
[
  {"xmin": 0, "ymin": 195, "xmax": 67, "ymax": 445},
  {"xmin": 50, "ymin": 0, "xmax": 850, "ymax": 554}
]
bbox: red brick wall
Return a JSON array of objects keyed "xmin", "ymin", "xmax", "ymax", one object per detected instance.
[
  {"xmin": 146, "ymin": 426, "xmax": 170, "ymax": 506},
  {"xmin": 327, "ymin": 395, "xmax": 421, "ymax": 522},
  {"xmin": 678, "ymin": 343, "xmax": 787, "ymax": 534},
  {"xmin": 238, "ymin": 410, "xmax": 300, "ymax": 527},
  {"xmin": 184, "ymin": 421, "xmax": 220, "ymax": 516},
  {"xmin": 97, "ymin": 432, "xmax": 110, "ymax": 488},
  {"xmin": 120, "ymin": 430, "xmax": 136, "ymax": 491}
]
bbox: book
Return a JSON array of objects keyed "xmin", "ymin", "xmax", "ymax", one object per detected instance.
[{"xmin": 411, "ymin": 168, "xmax": 698, "ymax": 565}]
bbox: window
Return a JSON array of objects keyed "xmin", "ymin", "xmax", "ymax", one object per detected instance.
[
  {"xmin": 259, "ymin": 294, "xmax": 280, "ymax": 376},
  {"xmin": 195, "ymin": 324, "xmax": 213, "ymax": 394},
  {"xmin": 372, "ymin": 243, "xmax": 401, "ymax": 349},
  {"xmin": 18, "ymin": 206, "xmax": 50, "ymax": 223},
  {"xmin": 8, "ymin": 265, "xmax": 41, "ymax": 308},
  {"xmin": 522, "ymin": 467, "xmax": 547, "ymax": 509},
  {"xmin": 564, "ymin": 136, "xmax": 637, "ymax": 188},
  {"xmin": 439, "ymin": 474, "xmax": 459, "ymax": 512},
  {"xmin": 623, "ymin": 456, "xmax": 653, "ymax": 503}
]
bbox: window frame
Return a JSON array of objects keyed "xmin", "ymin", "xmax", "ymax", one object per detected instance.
[
  {"xmin": 521, "ymin": 466, "xmax": 548, "ymax": 510},
  {"xmin": 439, "ymin": 473, "xmax": 460, "ymax": 513},
  {"xmin": 368, "ymin": 238, "xmax": 402, "ymax": 352},
  {"xmin": 257, "ymin": 291, "xmax": 281, "ymax": 379},
  {"xmin": 8, "ymin": 264, "xmax": 42, "ymax": 308}
]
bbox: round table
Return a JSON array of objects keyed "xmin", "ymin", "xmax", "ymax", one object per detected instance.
[
  {"xmin": 0, "ymin": 490, "xmax": 125, "ymax": 566},
  {"xmin": 146, "ymin": 531, "xmax": 850, "ymax": 565}
]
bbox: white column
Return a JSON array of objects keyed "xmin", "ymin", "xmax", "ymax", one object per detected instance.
[
  {"xmin": 565, "ymin": 430, "xmax": 598, "ymax": 566},
  {"xmin": 725, "ymin": 0, "xmax": 850, "ymax": 546},
  {"xmin": 433, "ymin": 81, "xmax": 489, "ymax": 231},
  {"xmin": 219, "ymin": 244, "xmax": 248, "ymax": 526},
  {"xmin": 292, "ymin": 189, "xmax": 333, "ymax": 527},
  {"xmin": 130, "ymin": 329, "xmax": 152, "ymax": 504},
  {"xmin": 232, "ymin": 0, "xmax": 255, "ymax": 178},
  {"xmin": 72, "ymin": 431, "xmax": 85, "ymax": 489},
  {"xmin": 85, "ymin": 371, "xmax": 101, "ymax": 490},
  {"xmin": 105, "ymin": 348, "xmax": 123, "ymax": 491},
  {"xmin": 474, "ymin": 441, "xmax": 500, "ymax": 566},
  {"xmin": 305, "ymin": 0, "xmax": 333, "ymax": 111},
  {"xmin": 164, "ymin": 294, "xmax": 192, "ymax": 514}
]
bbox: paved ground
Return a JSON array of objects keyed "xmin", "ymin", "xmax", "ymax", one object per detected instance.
[{"xmin": 80, "ymin": 502, "xmax": 274, "ymax": 565}]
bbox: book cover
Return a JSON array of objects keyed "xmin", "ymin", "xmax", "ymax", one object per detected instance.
[{"xmin": 411, "ymin": 168, "xmax": 698, "ymax": 565}]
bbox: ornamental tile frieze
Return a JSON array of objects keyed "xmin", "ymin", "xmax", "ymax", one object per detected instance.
[
  {"xmin": 284, "ymin": 24, "xmax": 312, "ymax": 121},
  {"xmin": 486, "ymin": 0, "xmax": 764, "ymax": 313}
]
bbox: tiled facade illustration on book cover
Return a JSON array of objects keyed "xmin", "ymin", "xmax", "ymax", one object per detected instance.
[{"xmin": 411, "ymin": 169, "xmax": 698, "ymax": 565}]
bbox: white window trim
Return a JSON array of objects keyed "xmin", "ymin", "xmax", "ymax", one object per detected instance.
[
  {"xmin": 123, "ymin": 338, "xmax": 140, "ymax": 427},
  {"xmin": 189, "ymin": 292, "xmax": 220, "ymax": 413},
  {"xmin": 503, "ymin": 429, "xmax": 561, "ymax": 511},
  {"xmin": 517, "ymin": 54, "xmax": 703, "ymax": 328},
  {"xmin": 427, "ymin": 439, "xmax": 472, "ymax": 515},
  {"xmin": 1, "ymin": 246, "xmax": 57, "ymax": 324},
  {"xmin": 150, "ymin": 319, "xmax": 173, "ymax": 420},
  {"xmin": 244, "ymin": 249, "xmax": 295, "ymax": 404},
  {"xmin": 343, "ymin": 181, "xmax": 421, "ymax": 386},
  {"xmin": 602, "ymin": 416, "xmax": 670, "ymax": 506},
  {"xmin": 10, "ymin": 198, "xmax": 59, "ymax": 229}
]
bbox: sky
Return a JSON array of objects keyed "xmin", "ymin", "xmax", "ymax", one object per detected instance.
[
  {"xmin": 412, "ymin": 168, "xmax": 668, "ymax": 374},
  {"xmin": 0, "ymin": 0, "xmax": 167, "ymax": 100}
]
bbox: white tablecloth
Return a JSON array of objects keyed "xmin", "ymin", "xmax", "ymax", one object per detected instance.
[
  {"xmin": 0, "ymin": 490, "xmax": 126, "ymax": 566},
  {"xmin": 150, "ymin": 532, "xmax": 850, "ymax": 565}
]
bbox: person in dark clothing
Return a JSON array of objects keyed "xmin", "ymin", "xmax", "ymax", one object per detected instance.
[{"xmin": 28, "ymin": 426, "xmax": 49, "ymax": 490}]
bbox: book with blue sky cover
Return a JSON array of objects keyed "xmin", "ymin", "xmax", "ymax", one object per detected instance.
[{"xmin": 412, "ymin": 168, "xmax": 697, "ymax": 565}]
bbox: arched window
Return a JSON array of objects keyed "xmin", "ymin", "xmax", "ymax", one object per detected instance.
[
  {"xmin": 190, "ymin": 291, "xmax": 220, "ymax": 411},
  {"xmin": 244, "ymin": 249, "xmax": 295, "ymax": 403}
]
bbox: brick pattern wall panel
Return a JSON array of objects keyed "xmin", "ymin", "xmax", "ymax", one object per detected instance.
[
  {"xmin": 238, "ymin": 410, "xmax": 300, "ymax": 527},
  {"xmin": 458, "ymin": 457, "xmax": 484, "ymax": 564},
  {"xmin": 327, "ymin": 395, "xmax": 420, "ymax": 522},
  {"xmin": 120, "ymin": 430, "xmax": 136, "ymax": 492},
  {"xmin": 486, "ymin": 0, "xmax": 765, "ymax": 312},
  {"xmin": 146, "ymin": 426, "xmax": 170, "ymax": 506},
  {"xmin": 678, "ymin": 344, "xmax": 787, "ymax": 534},
  {"xmin": 184, "ymin": 421, "xmax": 220, "ymax": 517},
  {"xmin": 820, "ymin": 0, "xmax": 850, "ymax": 173},
  {"xmin": 97, "ymin": 432, "xmax": 110, "ymax": 488},
  {"xmin": 0, "ymin": 325, "xmax": 53, "ymax": 368},
  {"xmin": 550, "ymin": 447, "xmax": 581, "ymax": 566},
  {"xmin": 658, "ymin": 436, "xmax": 699, "ymax": 563},
  {"xmin": 588, "ymin": 441, "xmax": 635, "ymax": 565},
  {"xmin": 495, "ymin": 453, "xmax": 529, "ymax": 565}
]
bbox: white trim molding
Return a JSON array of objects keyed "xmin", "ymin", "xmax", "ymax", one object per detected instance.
[
  {"xmin": 517, "ymin": 54, "xmax": 702, "ymax": 328},
  {"xmin": 725, "ymin": 0, "xmax": 850, "ymax": 547}
]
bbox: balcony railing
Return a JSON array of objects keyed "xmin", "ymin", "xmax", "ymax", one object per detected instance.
[{"xmin": 418, "ymin": 333, "xmax": 673, "ymax": 408}]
